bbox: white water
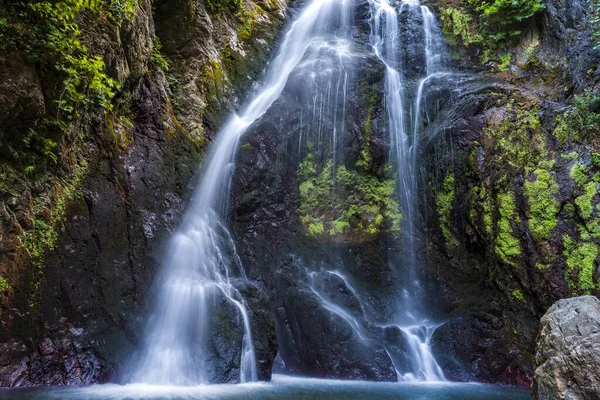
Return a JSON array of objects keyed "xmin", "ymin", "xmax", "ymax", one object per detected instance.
[
  {"xmin": 131, "ymin": 0, "xmax": 359, "ymax": 386},
  {"xmin": 292, "ymin": 36, "xmax": 354, "ymax": 167},
  {"xmin": 2, "ymin": 375, "xmax": 530, "ymax": 400},
  {"xmin": 369, "ymin": 0, "xmax": 446, "ymax": 382},
  {"xmin": 306, "ymin": 270, "xmax": 370, "ymax": 342}
]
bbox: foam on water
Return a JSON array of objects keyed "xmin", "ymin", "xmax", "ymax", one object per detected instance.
[{"xmin": 0, "ymin": 375, "xmax": 530, "ymax": 400}]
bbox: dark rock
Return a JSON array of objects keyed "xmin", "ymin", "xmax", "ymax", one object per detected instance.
[
  {"xmin": 229, "ymin": 6, "xmax": 412, "ymax": 381},
  {"xmin": 532, "ymin": 296, "xmax": 600, "ymax": 400},
  {"xmin": 539, "ymin": 0, "xmax": 600, "ymax": 92}
]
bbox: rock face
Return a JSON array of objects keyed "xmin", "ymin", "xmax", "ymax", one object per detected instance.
[
  {"xmin": 533, "ymin": 296, "xmax": 600, "ymax": 400},
  {"xmin": 231, "ymin": 33, "xmax": 400, "ymax": 382},
  {"xmin": 231, "ymin": 0, "xmax": 438, "ymax": 381},
  {"xmin": 420, "ymin": 0, "xmax": 600, "ymax": 386}
]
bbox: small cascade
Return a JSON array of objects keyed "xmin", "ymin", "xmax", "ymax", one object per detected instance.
[
  {"xmin": 293, "ymin": 37, "xmax": 354, "ymax": 168},
  {"xmin": 400, "ymin": 325, "xmax": 446, "ymax": 382},
  {"xmin": 306, "ymin": 269, "xmax": 370, "ymax": 342},
  {"xmin": 132, "ymin": 0, "xmax": 355, "ymax": 385}
]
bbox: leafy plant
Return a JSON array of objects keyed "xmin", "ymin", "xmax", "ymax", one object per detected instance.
[
  {"xmin": 206, "ymin": 0, "xmax": 242, "ymax": 15},
  {"xmin": 439, "ymin": 0, "xmax": 544, "ymax": 70},
  {"xmin": 469, "ymin": 0, "xmax": 544, "ymax": 40},
  {"xmin": 440, "ymin": 7, "xmax": 482, "ymax": 46},
  {"xmin": 554, "ymin": 91, "xmax": 600, "ymax": 145},
  {"xmin": 29, "ymin": 1, "xmax": 121, "ymax": 118},
  {"xmin": 149, "ymin": 36, "xmax": 171, "ymax": 71},
  {"xmin": 107, "ymin": 0, "xmax": 138, "ymax": 24}
]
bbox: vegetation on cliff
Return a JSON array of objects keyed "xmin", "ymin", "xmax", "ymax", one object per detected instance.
[
  {"xmin": 0, "ymin": 0, "xmax": 286, "ymax": 310},
  {"xmin": 439, "ymin": 0, "xmax": 544, "ymax": 70},
  {"xmin": 298, "ymin": 153, "xmax": 401, "ymax": 239}
]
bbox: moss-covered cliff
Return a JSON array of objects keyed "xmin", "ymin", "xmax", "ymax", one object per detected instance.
[
  {"xmin": 421, "ymin": 0, "xmax": 600, "ymax": 385},
  {"xmin": 0, "ymin": 0, "xmax": 288, "ymax": 386}
]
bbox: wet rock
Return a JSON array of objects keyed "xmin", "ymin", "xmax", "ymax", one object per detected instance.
[
  {"xmin": 0, "ymin": 321, "xmax": 103, "ymax": 387},
  {"xmin": 532, "ymin": 296, "xmax": 600, "ymax": 400},
  {"xmin": 240, "ymin": 282, "xmax": 279, "ymax": 381},
  {"xmin": 230, "ymin": 11, "xmax": 402, "ymax": 380},
  {"xmin": 539, "ymin": 0, "xmax": 600, "ymax": 91}
]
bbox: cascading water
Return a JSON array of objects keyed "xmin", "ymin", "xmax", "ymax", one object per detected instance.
[
  {"xmin": 132, "ymin": 0, "xmax": 449, "ymax": 385},
  {"xmin": 131, "ymin": 0, "xmax": 357, "ymax": 386},
  {"xmin": 368, "ymin": 0, "xmax": 446, "ymax": 382}
]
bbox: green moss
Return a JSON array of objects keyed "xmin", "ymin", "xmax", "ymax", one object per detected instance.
[
  {"xmin": 571, "ymin": 163, "xmax": 589, "ymax": 186},
  {"xmin": 570, "ymin": 162, "xmax": 599, "ymax": 223},
  {"xmin": 18, "ymin": 159, "xmax": 89, "ymax": 267},
  {"xmin": 235, "ymin": 3, "xmax": 268, "ymax": 42},
  {"xmin": 440, "ymin": 7, "xmax": 482, "ymax": 46},
  {"xmin": 563, "ymin": 235, "xmax": 599, "ymax": 294},
  {"xmin": 202, "ymin": 59, "xmax": 226, "ymax": 100},
  {"xmin": 524, "ymin": 169, "xmax": 559, "ymax": 241},
  {"xmin": 330, "ymin": 220, "xmax": 350, "ymax": 236},
  {"xmin": 486, "ymin": 104, "xmax": 544, "ymax": 175},
  {"xmin": 0, "ymin": 277, "xmax": 9, "ymax": 294},
  {"xmin": 206, "ymin": 0, "xmax": 242, "ymax": 15},
  {"xmin": 469, "ymin": 0, "xmax": 544, "ymax": 41},
  {"xmin": 495, "ymin": 192, "xmax": 521, "ymax": 266},
  {"xmin": 554, "ymin": 91, "xmax": 600, "ymax": 145},
  {"xmin": 511, "ymin": 288, "xmax": 525, "ymax": 302},
  {"xmin": 497, "ymin": 53, "xmax": 512, "ymax": 72},
  {"xmin": 298, "ymin": 155, "xmax": 401, "ymax": 238},
  {"xmin": 0, "ymin": 276, "xmax": 9, "ymax": 309},
  {"xmin": 436, "ymin": 172, "xmax": 459, "ymax": 246},
  {"xmin": 308, "ymin": 222, "xmax": 325, "ymax": 236},
  {"xmin": 575, "ymin": 181, "xmax": 597, "ymax": 219}
]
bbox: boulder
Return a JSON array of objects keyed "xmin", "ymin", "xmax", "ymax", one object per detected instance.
[{"xmin": 533, "ymin": 296, "xmax": 600, "ymax": 400}]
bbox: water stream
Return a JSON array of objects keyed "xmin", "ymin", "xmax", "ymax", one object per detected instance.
[{"xmin": 368, "ymin": 0, "xmax": 447, "ymax": 382}]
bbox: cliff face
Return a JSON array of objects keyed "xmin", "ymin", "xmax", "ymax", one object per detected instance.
[
  {"xmin": 422, "ymin": 0, "xmax": 600, "ymax": 385},
  {"xmin": 0, "ymin": 0, "xmax": 288, "ymax": 386}
]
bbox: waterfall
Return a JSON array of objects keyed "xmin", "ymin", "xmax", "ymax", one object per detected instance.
[
  {"xmin": 132, "ymin": 0, "xmax": 449, "ymax": 385},
  {"xmin": 130, "ymin": 0, "xmax": 356, "ymax": 386},
  {"xmin": 369, "ymin": 0, "xmax": 446, "ymax": 382}
]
